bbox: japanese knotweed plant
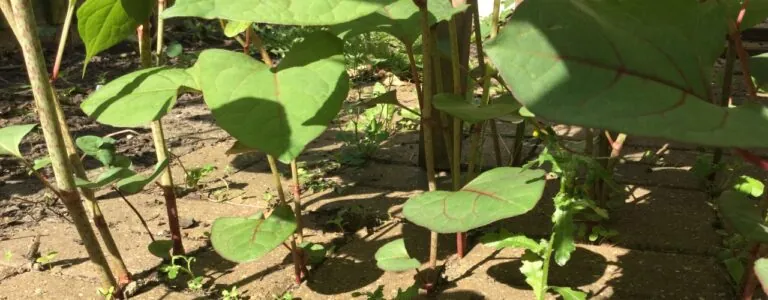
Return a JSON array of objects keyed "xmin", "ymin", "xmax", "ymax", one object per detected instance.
[{"xmin": 484, "ymin": 0, "xmax": 768, "ymax": 298}]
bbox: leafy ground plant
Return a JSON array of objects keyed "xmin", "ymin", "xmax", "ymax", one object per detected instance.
[{"xmin": 159, "ymin": 255, "xmax": 204, "ymax": 291}]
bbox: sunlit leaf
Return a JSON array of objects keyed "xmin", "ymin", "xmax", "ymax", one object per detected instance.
[
  {"xmin": 717, "ymin": 190, "xmax": 768, "ymax": 242},
  {"xmin": 210, "ymin": 205, "xmax": 297, "ymax": 262},
  {"xmin": 77, "ymin": 0, "xmax": 153, "ymax": 67},
  {"xmin": 163, "ymin": 0, "xmax": 394, "ymax": 26},
  {"xmin": 374, "ymin": 239, "xmax": 420, "ymax": 272},
  {"xmin": 191, "ymin": 32, "xmax": 348, "ymax": 163},
  {"xmin": 75, "ymin": 167, "xmax": 135, "ymax": 189},
  {"xmin": 486, "ymin": 0, "xmax": 768, "ymax": 147},
  {"xmin": 116, "ymin": 158, "xmax": 169, "ymax": 194},
  {"xmin": 734, "ymin": 175, "xmax": 765, "ymax": 198},
  {"xmin": 0, "ymin": 124, "xmax": 36, "ymax": 158},
  {"xmin": 403, "ymin": 167, "xmax": 546, "ymax": 233},
  {"xmin": 480, "ymin": 228, "xmax": 543, "ymax": 253},
  {"xmin": 223, "ymin": 20, "xmax": 251, "ymax": 38},
  {"xmin": 550, "ymin": 286, "xmax": 587, "ymax": 300},
  {"xmin": 81, "ymin": 67, "xmax": 194, "ymax": 127},
  {"xmin": 755, "ymin": 258, "xmax": 768, "ymax": 295}
]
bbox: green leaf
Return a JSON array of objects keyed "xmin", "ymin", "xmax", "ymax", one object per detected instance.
[
  {"xmin": 31, "ymin": 157, "xmax": 51, "ymax": 171},
  {"xmin": 734, "ymin": 175, "xmax": 765, "ymax": 198},
  {"xmin": 0, "ymin": 124, "xmax": 36, "ymax": 158},
  {"xmin": 81, "ymin": 67, "xmax": 193, "ymax": 127},
  {"xmin": 433, "ymin": 94, "xmax": 521, "ymax": 124},
  {"xmin": 116, "ymin": 158, "xmax": 169, "ymax": 194},
  {"xmin": 755, "ymin": 258, "xmax": 768, "ymax": 295},
  {"xmin": 479, "ymin": 228, "xmax": 542, "ymax": 253},
  {"xmin": 374, "ymin": 239, "xmax": 420, "ymax": 272},
  {"xmin": 75, "ymin": 167, "xmax": 135, "ymax": 189},
  {"xmin": 298, "ymin": 242, "xmax": 327, "ymax": 265},
  {"xmin": 192, "ymin": 32, "xmax": 348, "ymax": 163},
  {"xmin": 162, "ymin": 0, "xmax": 394, "ymax": 26},
  {"xmin": 716, "ymin": 191, "xmax": 768, "ymax": 242},
  {"xmin": 211, "ymin": 205, "xmax": 297, "ymax": 263},
  {"xmin": 77, "ymin": 0, "xmax": 153, "ymax": 67},
  {"xmin": 486, "ymin": 0, "xmax": 768, "ymax": 148},
  {"xmin": 394, "ymin": 284, "xmax": 419, "ymax": 300},
  {"xmin": 750, "ymin": 53, "xmax": 768, "ymax": 93},
  {"xmin": 330, "ymin": 0, "xmax": 468, "ymax": 46},
  {"xmin": 552, "ymin": 205, "xmax": 576, "ymax": 266},
  {"xmin": 148, "ymin": 240, "xmax": 174, "ymax": 259},
  {"xmin": 520, "ymin": 256, "xmax": 544, "ymax": 298},
  {"xmin": 550, "ymin": 286, "xmax": 587, "ymax": 300},
  {"xmin": 403, "ymin": 167, "xmax": 546, "ymax": 233},
  {"xmin": 723, "ymin": 257, "xmax": 745, "ymax": 284},
  {"xmin": 75, "ymin": 135, "xmax": 104, "ymax": 155},
  {"xmin": 223, "ymin": 20, "xmax": 251, "ymax": 38},
  {"xmin": 166, "ymin": 43, "xmax": 183, "ymax": 58}
]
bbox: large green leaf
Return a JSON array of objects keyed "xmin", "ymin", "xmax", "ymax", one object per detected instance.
[
  {"xmin": 403, "ymin": 167, "xmax": 546, "ymax": 233},
  {"xmin": 210, "ymin": 205, "xmax": 297, "ymax": 263},
  {"xmin": 433, "ymin": 94, "xmax": 521, "ymax": 124},
  {"xmin": 755, "ymin": 258, "xmax": 768, "ymax": 295},
  {"xmin": 162, "ymin": 0, "xmax": 394, "ymax": 26},
  {"xmin": 81, "ymin": 67, "xmax": 193, "ymax": 127},
  {"xmin": 329, "ymin": 0, "xmax": 468, "ymax": 46},
  {"xmin": 116, "ymin": 158, "xmax": 169, "ymax": 194},
  {"xmin": 716, "ymin": 191, "xmax": 768, "ymax": 243},
  {"xmin": 486, "ymin": 0, "xmax": 768, "ymax": 148},
  {"xmin": 77, "ymin": 0, "xmax": 153, "ymax": 66},
  {"xmin": 192, "ymin": 32, "xmax": 348, "ymax": 163},
  {"xmin": 0, "ymin": 124, "xmax": 36, "ymax": 158},
  {"xmin": 374, "ymin": 239, "xmax": 420, "ymax": 272}
]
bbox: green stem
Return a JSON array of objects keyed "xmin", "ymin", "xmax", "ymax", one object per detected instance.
[
  {"xmin": 538, "ymin": 234, "xmax": 556, "ymax": 300},
  {"xmin": 3, "ymin": 0, "xmax": 118, "ymax": 292},
  {"xmin": 430, "ymin": 38, "xmax": 454, "ymax": 167},
  {"xmin": 414, "ymin": 0, "xmax": 439, "ymax": 288},
  {"xmin": 290, "ymin": 160, "xmax": 303, "ymax": 243},
  {"xmin": 490, "ymin": 0, "xmax": 501, "ymax": 39}
]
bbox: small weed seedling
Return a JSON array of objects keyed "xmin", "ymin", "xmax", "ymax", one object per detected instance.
[
  {"xmin": 4, "ymin": 250, "xmax": 12, "ymax": 262},
  {"xmin": 35, "ymin": 251, "xmax": 58, "ymax": 269},
  {"xmin": 185, "ymin": 164, "xmax": 217, "ymax": 190},
  {"xmin": 160, "ymin": 255, "xmax": 203, "ymax": 291},
  {"xmin": 221, "ymin": 286, "xmax": 240, "ymax": 300},
  {"xmin": 97, "ymin": 286, "xmax": 115, "ymax": 300},
  {"xmin": 352, "ymin": 284, "xmax": 418, "ymax": 300},
  {"xmin": 272, "ymin": 291, "xmax": 294, "ymax": 300}
]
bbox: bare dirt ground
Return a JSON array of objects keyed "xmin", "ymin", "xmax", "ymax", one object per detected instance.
[{"xmin": 0, "ymin": 33, "xmax": 756, "ymax": 300}]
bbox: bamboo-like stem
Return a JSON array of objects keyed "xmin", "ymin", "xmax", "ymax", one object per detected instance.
[
  {"xmin": 710, "ymin": 41, "xmax": 736, "ymax": 184},
  {"xmin": 490, "ymin": 0, "xmax": 501, "ymax": 39},
  {"xmin": 414, "ymin": 0, "xmax": 439, "ymax": 289},
  {"xmin": 431, "ymin": 39, "xmax": 454, "ymax": 165},
  {"xmin": 0, "ymin": 0, "xmax": 16, "ymax": 34},
  {"xmin": 50, "ymin": 0, "xmax": 74, "ymax": 80},
  {"xmin": 251, "ymin": 30, "xmax": 305, "ymax": 283},
  {"xmin": 4, "ymin": 0, "xmax": 117, "ymax": 292},
  {"xmin": 155, "ymin": 0, "xmax": 166, "ymax": 65},
  {"xmin": 448, "ymin": 12, "xmax": 466, "ymax": 259},
  {"xmin": 143, "ymin": 18, "xmax": 185, "ymax": 255},
  {"xmin": 405, "ymin": 44, "xmax": 424, "ymax": 109},
  {"xmin": 290, "ymin": 160, "xmax": 303, "ymax": 243}
]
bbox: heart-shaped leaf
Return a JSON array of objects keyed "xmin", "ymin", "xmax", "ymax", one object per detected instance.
[
  {"xmin": 433, "ymin": 94, "xmax": 521, "ymax": 124},
  {"xmin": 116, "ymin": 158, "xmax": 169, "ymax": 194},
  {"xmin": 148, "ymin": 240, "xmax": 174, "ymax": 259},
  {"xmin": 81, "ymin": 67, "xmax": 194, "ymax": 127},
  {"xmin": 77, "ymin": 0, "xmax": 153, "ymax": 67},
  {"xmin": 755, "ymin": 258, "xmax": 768, "ymax": 295},
  {"xmin": 486, "ymin": 0, "xmax": 768, "ymax": 147},
  {"xmin": 192, "ymin": 32, "xmax": 348, "ymax": 163},
  {"xmin": 330, "ymin": 0, "xmax": 469, "ymax": 46},
  {"xmin": 75, "ymin": 167, "xmax": 135, "ymax": 189},
  {"xmin": 717, "ymin": 190, "xmax": 768, "ymax": 242},
  {"xmin": 75, "ymin": 135, "xmax": 104, "ymax": 155},
  {"xmin": 375, "ymin": 239, "xmax": 420, "ymax": 272},
  {"xmin": 210, "ymin": 204, "xmax": 297, "ymax": 263},
  {"xmin": 0, "ymin": 124, "xmax": 36, "ymax": 158},
  {"xmin": 403, "ymin": 167, "xmax": 546, "ymax": 233},
  {"xmin": 162, "ymin": 0, "xmax": 394, "ymax": 26}
]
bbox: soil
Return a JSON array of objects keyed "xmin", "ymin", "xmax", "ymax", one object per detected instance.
[{"xmin": 0, "ymin": 30, "xmax": 760, "ymax": 300}]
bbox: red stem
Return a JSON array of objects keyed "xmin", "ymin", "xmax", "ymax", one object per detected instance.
[{"xmin": 456, "ymin": 232, "xmax": 467, "ymax": 258}]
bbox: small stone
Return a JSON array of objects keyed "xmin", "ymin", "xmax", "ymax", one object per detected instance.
[
  {"xmin": 34, "ymin": 288, "xmax": 43, "ymax": 296},
  {"xmin": 156, "ymin": 229, "xmax": 170, "ymax": 238},
  {"xmin": 179, "ymin": 217, "xmax": 197, "ymax": 229},
  {"xmin": 123, "ymin": 281, "xmax": 139, "ymax": 297}
]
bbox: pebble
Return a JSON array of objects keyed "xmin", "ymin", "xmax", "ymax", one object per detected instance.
[{"xmin": 179, "ymin": 217, "xmax": 197, "ymax": 229}]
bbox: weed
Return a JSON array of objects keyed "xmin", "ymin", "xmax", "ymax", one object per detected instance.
[
  {"xmin": 160, "ymin": 255, "xmax": 204, "ymax": 291},
  {"xmin": 296, "ymin": 160, "xmax": 340, "ymax": 193},
  {"xmin": 336, "ymin": 100, "xmax": 397, "ymax": 167},
  {"xmin": 272, "ymin": 291, "xmax": 294, "ymax": 300},
  {"xmin": 221, "ymin": 286, "xmax": 240, "ymax": 300},
  {"xmin": 4, "ymin": 250, "xmax": 12, "ymax": 262},
  {"xmin": 96, "ymin": 286, "xmax": 115, "ymax": 300},
  {"xmin": 351, "ymin": 284, "xmax": 418, "ymax": 300},
  {"xmin": 35, "ymin": 251, "xmax": 58, "ymax": 268},
  {"xmin": 185, "ymin": 164, "xmax": 216, "ymax": 190}
]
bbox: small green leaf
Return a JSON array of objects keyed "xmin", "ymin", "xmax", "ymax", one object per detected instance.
[
  {"xmin": 193, "ymin": 32, "xmax": 348, "ymax": 163},
  {"xmin": 550, "ymin": 286, "xmax": 587, "ymax": 300},
  {"xmin": 77, "ymin": 0, "xmax": 153, "ymax": 68},
  {"xmin": 298, "ymin": 242, "xmax": 327, "ymax": 265},
  {"xmin": 374, "ymin": 239, "xmax": 420, "ymax": 272},
  {"xmin": 81, "ymin": 67, "xmax": 193, "ymax": 127},
  {"xmin": 210, "ymin": 205, "xmax": 297, "ymax": 262},
  {"xmin": 162, "ymin": 0, "xmax": 394, "ymax": 26},
  {"xmin": 723, "ymin": 257, "xmax": 744, "ymax": 284},
  {"xmin": 520, "ymin": 256, "xmax": 544, "ymax": 298},
  {"xmin": 116, "ymin": 158, "xmax": 169, "ymax": 194},
  {"xmin": 433, "ymin": 94, "xmax": 521, "ymax": 124},
  {"xmin": 223, "ymin": 20, "xmax": 251, "ymax": 38},
  {"xmin": 754, "ymin": 258, "xmax": 768, "ymax": 295},
  {"xmin": 166, "ymin": 43, "xmax": 183, "ymax": 58},
  {"xmin": 148, "ymin": 240, "xmax": 174, "ymax": 259},
  {"xmin": 35, "ymin": 251, "xmax": 58, "ymax": 264},
  {"xmin": 479, "ymin": 228, "xmax": 542, "ymax": 253},
  {"xmin": 31, "ymin": 157, "xmax": 51, "ymax": 172},
  {"xmin": 403, "ymin": 167, "xmax": 546, "ymax": 233},
  {"xmin": 95, "ymin": 149, "xmax": 115, "ymax": 166},
  {"xmin": 394, "ymin": 284, "xmax": 419, "ymax": 300},
  {"xmin": 733, "ymin": 175, "xmax": 765, "ymax": 198},
  {"xmin": 75, "ymin": 167, "xmax": 135, "ymax": 189},
  {"xmin": 717, "ymin": 191, "xmax": 768, "ymax": 242},
  {"xmin": 552, "ymin": 206, "xmax": 576, "ymax": 266},
  {"xmin": 0, "ymin": 124, "xmax": 36, "ymax": 158},
  {"xmin": 75, "ymin": 135, "xmax": 104, "ymax": 155}
]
